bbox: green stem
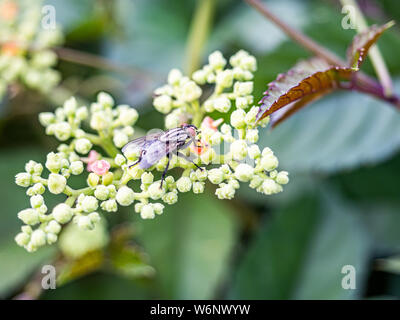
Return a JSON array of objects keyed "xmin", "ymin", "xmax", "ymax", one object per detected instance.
[
  {"xmin": 340, "ymin": 0, "xmax": 393, "ymax": 96},
  {"xmin": 184, "ymin": 0, "xmax": 215, "ymax": 75}
]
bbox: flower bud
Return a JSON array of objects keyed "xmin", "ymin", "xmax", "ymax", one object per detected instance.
[
  {"xmin": 94, "ymin": 185, "xmax": 109, "ymax": 201},
  {"xmin": 192, "ymin": 181, "xmax": 205, "ymax": 194},
  {"xmin": 15, "ymin": 172, "xmax": 31, "ymax": 187},
  {"xmin": 116, "ymin": 186, "xmax": 135, "ymax": 206},
  {"xmin": 52, "ymin": 203, "xmax": 73, "ymax": 224},
  {"xmin": 141, "ymin": 172, "xmax": 154, "ymax": 185},
  {"xmin": 75, "ymin": 138, "xmax": 92, "ymax": 154},
  {"xmin": 192, "ymin": 69, "xmax": 207, "ymax": 85},
  {"xmin": 45, "ymin": 220, "xmax": 61, "ymax": 234},
  {"xmin": 70, "ymin": 161, "xmax": 84, "ymax": 175},
  {"xmin": 101, "ymin": 199, "xmax": 118, "ymax": 212},
  {"xmin": 87, "ymin": 172, "xmax": 100, "ymax": 187},
  {"xmin": 30, "ymin": 195, "xmax": 44, "ymax": 208},
  {"xmin": 230, "ymin": 139, "xmax": 248, "ymax": 160},
  {"xmin": 249, "ymin": 175, "xmax": 263, "ymax": 189},
  {"xmin": 18, "ymin": 208, "xmax": 39, "ymax": 225},
  {"xmin": 153, "ymin": 203, "xmax": 164, "ymax": 215},
  {"xmin": 260, "ymin": 154, "xmax": 279, "ymax": 171},
  {"xmin": 261, "ymin": 179, "xmax": 281, "ymax": 195},
  {"xmin": 208, "ymin": 168, "xmax": 224, "ymax": 184},
  {"xmin": 162, "ymin": 191, "xmax": 178, "ymax": 205},
  {"xmin": 148, "ymin": 182, "xmax": 166, "ymax": 200},
  {"xmin": 32, "ymin": 183, "xmax": 45, "ymax": 195},
  {"xmin": 30, "ymin": 229, "xmax": 46, "ymax": 247},
  {"xmin": 168, "ymin": 68, "xmax": 182, "ymax": 85},
  {"xmin": 234, "ymin": 163, "xmax": 254, "ymax": 182},
  {"xmin": 230, "ymin": 109, "xmax": 246, "ymax": 129},
  {"xmin": 91, "ymin": 111, "xmax": 111, "ymax": 130},
  {"xmin": 176, "ymin": 177, "xmax": 192, "ymax": 192},
  {"xmin": 98, "ymin": 92, "xmax": 114, "ymax": 108},
  {"xmin": 208, "ymin": 51, "xmax": 226, "ymax": 70},
  {"xmin": 234, "ymin": 81, "xmax": 253, "ymax": 96},
  {"xmin": 140, "ymin": 204, "xmax": 155, "ymax": 219},
  {"xmin": 276, "ymin": 171, "xmax": 289, "ymax": 185},
  {"xmin": 39, "ymin": 112, "xmax": 55, "ymax": 126},
  {"xmin": 77, "ymin": 215, "xmax": 94, "ymax": 230},
  {"xmin": 215, "ymin": 183, "xmax": 235, "ymax": 200},
  {"xmin": 76, "ymin": 106, "xmax": 89, "ymax": 120},
  {"xmin": 48, "ymin": 173, "xmax": 67, "ymax": 194},
  {"xmin": 101, "ymin": 172, "xmax": 114, "ymax": 185},
  {"xmin": 153, "ymin": 95, "xmax": 172, "ymax": 114},
  {"xmin": 54, "ymin": 121, "xmax": 72, "ymax": 141},
  {"xmin": 181, "ymin": 81, "xmax": 202, "ymax": 102},
  {"xmin": 214, "ymin": 97, "xmax": 231, "ymax": 113},
  {"xmin": 246, "ymin": 129, "xmax": 259, "ymax": 143},
  {"xmin": 248, "ymin": 145, "xmax": 261, "ymax": 159},
  {"xmin": 15, "ymin": 232, "xmax": 30, "ymax": 247},
  {"xmin": 118, "ymin": 107, "xmax": 139, "ymax": 126},
  {"xmin": 88, "ymin": 212, "xmax": 101, "ymax": 223},
  {"xmin": 114, "ymin": 154, "xmax": 126, "ymax": 167},
  {"xmin": 113, "ymin": 131, "xmax": 129, "ymax": 148},
  {"xmin": 81, "ymin": 196, "xmax": 99, "ymax": 213},
  {"xmin": 63, "ymin": 97, "xmax": 77, "ymax": 115},
  {"xmin": 46, "ymin": 233, "xmax": 58, "ymax": 244}
]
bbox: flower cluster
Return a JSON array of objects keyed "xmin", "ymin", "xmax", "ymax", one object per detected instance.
[
  {"xmin": 0, "ymin": 0, "xmax": 63, "ymax": 101},
  {"xmin": 15, "ymin": 50, "xmax": 289, "ymax": 252}
]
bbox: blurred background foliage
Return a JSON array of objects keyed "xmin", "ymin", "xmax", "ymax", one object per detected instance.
[{"xmin": 2, "ymin": 0, "xmax": 400, "ymax": 299}]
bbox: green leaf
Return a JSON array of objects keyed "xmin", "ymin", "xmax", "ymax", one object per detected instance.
[
  {"xmin": 262, "ymin": 80, "xmax": 400, "ymax": 173},
  {"xmin": 135, "ymin": 192, "xmax": 238, "ymax": 299},
  {"xmin": 230, "ymin": 191, "xmax": 370, "ymax": 299}
]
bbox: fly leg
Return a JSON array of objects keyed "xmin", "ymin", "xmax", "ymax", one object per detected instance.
[
  {"xmin": 160, "ymin": 155, "xmax": 171, "ymax": 189},
  {"xmin": 128, "ymin": 150, "xmax": 145, "ymax": 168},
  {"xmin": 176, "ymin": 152, "xmax": 203, "ymax": 171}
]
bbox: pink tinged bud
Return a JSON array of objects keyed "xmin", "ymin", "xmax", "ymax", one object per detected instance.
[
  {"xmin": 81, "ymin": 150, "xmax": 100, "ymax": 172},
  {"xmin": 90, "ymin": 160, "xmax": 110, "ymax": 176},
  {"xmin": 201, "ymin": 116, "xmax": 223, "ymax": 132}
]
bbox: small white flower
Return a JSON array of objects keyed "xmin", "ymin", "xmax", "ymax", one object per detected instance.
[
  {"xmin": 181, "ymin": 81, "xmax": 202, "ymax": 102},
  {"xmin": 246, "ymin": 129, "xmax": 259, "ymax": 143},
  {"xmin": 118, "ymin": 106, "xmax": 139, "ymax": 126},
  {"xmin": 39, "ymin": 112, "xmax": 55, "ymax": 126},
  {"xmin": 140, "ymin": 172, "xmax": 153, "ymax": 185},
  {"xmin": 192, "ymin": 69, "xmax": 207, "ymax": 85},
  {"xmin": 15, "ymin": 172, "xmax": 31, "ymax": 187},
  {"xmin": 46, "ymin": 233, "xmax": 58, "ymax": 244},
  {"xmin": 81, "ymin": 196, "xmax": 99, "ymax": 213},
  {"xmin": 215, "ymin": 183, "xmax": 235, "ymax": 199},
  {"xmin": 140, "ymin": 204, "xmax": 155, "ymax": 219},
  {"xmin": 168, "ymin": 68, "xmax": 182, "ymax": 85},
  {"xmin": 162, "ymin": 191, "xmax": 178, "ymax": 205},
  {"xmin": 94, "ymin": 185, "xmax": 110, "ymax": 201},
  {"xmin": 114, "ymin": 154, "xmax": 126, "ymax": 167},
  {"xmin": 77, "ymin": 215, "xmax": 94, "ymax": 230},
  {"xmin": 91, "ymin": 111, "xmax": 111, "ymax": 131},
  {"xmin": 216, "ymin": 69, "xmax": 233, "ymax": 88},
  {"xmin": 148, "ymin": 182, "xmax": 166, "ymax": 200},
  {"xmin": 235, "ymin": 97, "xmax": 248, "ymax": 109},
  {"xmin": 48, "ymin": 173, "xmax": 67, "ymax": 194},
  {"xmin": 260, "ymin": 154, "xmax": 279, "ymax": 171},
  {"xmin": 31, "ymin": 183, "xmax": 45, "ymax": 195},
  {"xmin": 76, "ymin": 106, "xmax": 89, "ymax": 120},
  {"xmin": 234, "ymin": 81, "xmax": 253, "ymax": 96},
  {"xmin": 153, "ymin": 95, "xmax": 172, "ymax": 114},
  {"xmin": 248, "ymin": 145, "xmax": 261, "ymax": 159},
  {"xmin": 52, "ymin": 203, "xmax": 73, "ymax": 224},
  {"xmin": 192, "ymin": 181, "xmax": 205, "ymax": 194},
  {"xmin": 261, "ymin": 179, "xmax": 281, "ymax": 195},
  {"xmin": 214, "ymin": 97, "xmax": 231, "ymax": 113},
  {"xmin": 45, "ymin": 220, "xmax": 62, "ymax": 234},
  {"xmin": 30, "ymin": 229, "xmax": 46, "ymax": 247},
  {"xmin": 276, "ymin": 171, "xmax": 289, "ymax": 185},
  {"xmin": 18, "ymin": 208, "xmax": 39, "ymax": 225},
  {"xmin": 234, "ymin": 163, "xmax": 254, "ymax": 182},
  {"xmin": 101, "ymin": 199, "xmax": 118, "ymax": 212},
  {"xmin": 176, "ymin": 176, "xmax": 192, "ymax": 192},
  {"xmin": 30, "ymin": 195, "xmax": 44, "ymax": 208},
  {"xmin": 113, "ymin": 131, "xmax": 129, "ymax": 148},
  {"xmin": 70, "ymin": 161, "xmax": 84, "ymax": 175},
  {"xmin": 63, "ymin": 97, "xmax": 77, "ymax": 115},
  {"xmin": 210, "ymin": 131, "xmax": 222, "ymax": 145},
  {"xmin": 53, "ymin": 121, "xmax": 72, "ymax": 141},
  {"xmin": 116, "ymin": 186, "xmax": 135, "ymax": 206},
  {"xmin": 152, "ymin": 203, "xmax": 164, "ymax": 215},
  {"xmin": 230, "ymin": 109, "xmax": 246, "ymax": 129},
  {"xmin": 208, "ymin": 51, "xmax": 226, "ymax": 70},
  {"xmin": 208, "ymin": 168, "xmax": 224, "ymax": 184},
  {"xmin": 249, "ymin": 175, "xmax": 263, "ymax": 189},
  {"xmin": 88, "ymin": 212, "xmax": 101, "ymax": 223},
  {"xmin": 97, "ymin": 91, "xmax": 114, "ymax": 108},
  {"xmin": 15, "ymin": 232, "xmax": 30, "ymax": 247},
  {"xmin": 230, "ymin": 139, "xmax": 248, "ymax": 161},
  {"xmin": 74, "ymin": 138, "xmax": 92, "ymax": 155}
]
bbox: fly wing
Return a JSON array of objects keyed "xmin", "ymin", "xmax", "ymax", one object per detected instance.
[
  {"xmin": 138, "ymin": 139, "xmax": 170, "ymax": 169},
  {"xmin": 121, "ymin": 131, "xmax": 163, "ymax": 155}
]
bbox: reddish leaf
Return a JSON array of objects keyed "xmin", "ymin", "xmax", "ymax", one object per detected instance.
[
  {"xmin": 347, "ymin": 21, "xmax": 395, "ymax": 70},
  {"xmin": 256, "ymin": 58, "xmax": 353, "ymax": 122}
]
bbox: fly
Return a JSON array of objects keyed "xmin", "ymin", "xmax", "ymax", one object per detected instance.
[{"xmin": 121, "ymin": 124, "xmax": 203, "ymax": 188}]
